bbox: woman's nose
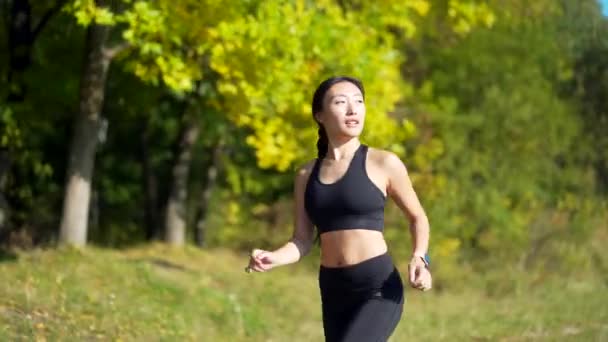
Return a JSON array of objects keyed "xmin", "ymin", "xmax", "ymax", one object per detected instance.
[{"xmin": 346, "ymin": 101, "xmax": 356, "ymax": 115}]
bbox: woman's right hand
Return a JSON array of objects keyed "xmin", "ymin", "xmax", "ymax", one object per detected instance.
[
  {"xmin": 245, "ymin": 248, "xmax": 279, "ymax": 273},
  {"xmin": 408, "ymin": 255, "xmax": 432, "ymax": 291}
]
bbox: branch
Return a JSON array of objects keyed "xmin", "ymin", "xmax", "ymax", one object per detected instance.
[
  {"xmin": 103, "ymin": 41, "xmax": 130, "ymax": 59},
  {"xmin": 31, "ymin": 0, "xmax": 68, "ymax": 42}
]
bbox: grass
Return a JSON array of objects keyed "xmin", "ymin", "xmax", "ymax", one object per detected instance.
[{"xmin": 0, "ymin": 244, "xmax": 606, "ymax": 341}]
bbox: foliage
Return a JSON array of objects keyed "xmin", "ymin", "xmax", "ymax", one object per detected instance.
[
  {"xmin": 399, "ymin": 0, "xmax": 607, "ymax": 271},
  {"xmin": 207, "ymin": 1, "xmax": 406, "ymax": 171},
  {"xmin": 0, "ymin": 0, "xmax": 605, "ymax": 281},
  {"xmin": 206, "ymin": 0, "xmax": 496, "ymax": 171}
]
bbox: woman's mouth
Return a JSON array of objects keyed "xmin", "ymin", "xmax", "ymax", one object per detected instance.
[{"xmin": 345, "ymin": 119, "xmax": 359, "ymax": 127}]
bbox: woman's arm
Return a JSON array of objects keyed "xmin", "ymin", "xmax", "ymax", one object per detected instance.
[
  {"xmin": 385, "ymin": 153, "xmax": 430, "ymax": 256},
  {"xmin": 268, "ymin": 164, "xmax": 316, "ymax": 264},
  {"xmin": 247, "ymin": 162, "xmax": 315, "ymax": 272},
  {"xmin": 383, "ymin": 152, "xmax": 432, "ymax": 290}
]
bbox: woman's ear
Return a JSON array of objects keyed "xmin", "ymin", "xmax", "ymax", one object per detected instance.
[{"xmin": 314, "ymin": 111, "xmax": 323, "ymax": 124}]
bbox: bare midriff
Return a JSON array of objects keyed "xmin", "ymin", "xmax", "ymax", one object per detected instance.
[{"xmin": 319, "ymin": 229, "xmax": 388, "ymax": 268}]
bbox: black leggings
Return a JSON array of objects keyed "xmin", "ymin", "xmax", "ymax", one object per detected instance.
[{"xmin": 318, "ymin": 253, "xmax": 404, "ymax": 342}]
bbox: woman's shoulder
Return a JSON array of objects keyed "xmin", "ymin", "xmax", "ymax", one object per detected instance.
[
  {"xmin": 295, "ymin": 159, "xmax": 317, "ymax": 181},
  {"xmin": 366, "ymin": 146, "xmax": 408, "ymax": 172}
]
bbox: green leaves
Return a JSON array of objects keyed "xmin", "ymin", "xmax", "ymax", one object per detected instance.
[
  {"xmin": 5, "ymin": 0, "xmax": 602, "ymax": 268},
  {"xmin": 402, "ymin": 1, "xmax": 606, "ymax": 267},
  {"xmin": 0, "ymin": 108, "xmax": 21, "ymax": 149},
  {"xmin": 64, "ymin": 0, "xmax": 205, "ymax": 92}
]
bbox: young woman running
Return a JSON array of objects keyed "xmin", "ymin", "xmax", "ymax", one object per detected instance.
[{"xmin": 246, "ymin": 76, "xmax": 432, "ymax": 342}]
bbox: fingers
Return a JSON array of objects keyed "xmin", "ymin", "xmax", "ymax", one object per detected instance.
[
  {"xmin": 255, "ymin": 252, "xmax": 271, "ymax": 263},
  {"xmin": 414, "ymin": 269, "xmax": 432, "ymax": 291},
  {"xmin": 408, "ymin": 256, "xmax": 427, "ymax": 285},
  {"xmin": 408, "ymin": 263, "xmax": 417, "ymax": 285},
  {"xmin": 408, "ymin": 263, "xmax": 432, "ymax": 291},
  {"xmin": 245, "ymin": 249, "xmax": 273, "ymax": 273},
  {"xmin": 247, "ymin": 263, "xmax": 267, "ymax": 273}
]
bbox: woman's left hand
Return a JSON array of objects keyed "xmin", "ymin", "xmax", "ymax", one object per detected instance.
[{"xmin": 408, "ymin": 256, "xmax": 432, "ymax": 291}]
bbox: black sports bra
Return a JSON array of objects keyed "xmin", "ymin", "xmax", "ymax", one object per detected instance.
[{"xmin": 304, "ymin": 144, "xmax": 386, "ymax": 234}]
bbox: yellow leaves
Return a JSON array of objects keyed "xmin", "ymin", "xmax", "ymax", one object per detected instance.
[
  {"xmin": 156, "ymin": 55, "xmax": 199, "ymax": 91},
  {"xmin": 128, "ymin": 54, "xmax": 199, "ymax": 92},
  {"xmin": 341, "ymin": 1, "xmax": 430, "ymax": 39},
  {"xmin": 120, "ymin": 2, "xmax": 165, "ymax": 45},
  {"xmin": 218, "ymin": 82, "xmax": 238, "ymax": 96},
  {"xmin": 130, "ymin": 63, "xmax": 155, "ymax": 84},
  {"xmin": 123, "ymin": 1, "xmax": 163, "ymax": 32},
  {"xmin": 406, "ymin": 0, "xmax": 431, "ymax": 16},
  {"xmin": 448, "ymin": 1, "xmax": 496, "ymax": 35},
  {"xmin": 202, "ymin": 1, "xmax": 425, "ymax": 171},
  {"xmin": 161, "ymin": 68, "xmax": 196, "ymax": 93},
  {"xmin": 67, "ymin": 0, "xmax": 209, "ymax": 93},
  {"xmin": 64, "ymin": 1, "xmax": 437, "ymax": 170},
  {"xmin": 245, "ymin": 118, "xmax": 300, "ymax": 171},
  {"xmin": 207, "ymin": 27, "xmax": 220, "ymax": 40},
  {"xmin": 64, "ymin": 0, "xmax": 116, "ymax": 26},
  {"xmin": 93, "ymin": 7, "xmax": 115, "ymax": 25},
  {"xmin": 483, "ymin": 11, "xmax": 496, "ymax": 27}
]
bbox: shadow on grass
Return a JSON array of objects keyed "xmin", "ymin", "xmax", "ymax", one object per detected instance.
[
  {"xmin": 129, "ymin": 257, "xmax": 195, "ymax": 273},
  {"xmin": 0, "ymin": 249, "xmax": 18, "ymax": 263}
]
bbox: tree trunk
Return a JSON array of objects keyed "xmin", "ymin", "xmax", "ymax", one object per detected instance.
[
  {"xmin": 58, "ymin": 9, "xmax": 111, "ymax": 247},
  {"xmin": 194, "ymin": 140, "xmax": 224, "ymax": 248},
  {"xmin": 164, "ymin": 114, "xmax": 200, "ymax": 246},
  {"xmin": 140, "ymin": 118, "xmax": 160, "ymax": 240}
]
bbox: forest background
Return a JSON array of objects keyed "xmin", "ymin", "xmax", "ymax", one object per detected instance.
[{"xmin": 0, "ymin": 0, "xmax": 607, "ymax": 340}]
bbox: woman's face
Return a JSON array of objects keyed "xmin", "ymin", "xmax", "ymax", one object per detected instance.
[{"xmin": 316, "ymin": 81, "xmax": 366, "ymax": 140}]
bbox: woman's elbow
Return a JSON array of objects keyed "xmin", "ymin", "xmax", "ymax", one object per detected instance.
[{"xmin": 291, "ymin": 236, "xmax": 313, "ymax": 258}]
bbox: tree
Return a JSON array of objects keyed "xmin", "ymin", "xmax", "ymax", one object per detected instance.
[
  {"xmin": 55, "ymin": 0, "xmax": 500, "ymax": 248},
  {"xmin": 1, "ymin": 0, "xmax": 69, "ymax": 245},
  {"xmin": 558, "ymin": 0, "xmax": 608, "ymax": 193},
  {"xmin": 400, "ymin": 0, "xmax": 602, "ymax": 270},
  {"xmin": 59, "ymin": 0, "xmax": 117, "ymax": 246},
  {"xmin": 6, "ymin": 0, "xmax": 67, "ymax": 102},
  {"xmin": 59, "ymin": 0, "xmax": 212, "ymax": 246}
]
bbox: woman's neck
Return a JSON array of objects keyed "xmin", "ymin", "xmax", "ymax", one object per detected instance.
[{"xmin": 325, "ymin": 138, "xmax": 361, "ymax": 161}]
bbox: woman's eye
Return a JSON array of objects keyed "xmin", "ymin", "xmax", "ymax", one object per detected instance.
[{"xmin": 334, "ymin": 101, "xmax": 345, "ymax": 104}]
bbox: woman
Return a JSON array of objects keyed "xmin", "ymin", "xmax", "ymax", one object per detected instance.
[{"xmin": 246, "ymin": 76, "xmax": 432, "ymax": 342}]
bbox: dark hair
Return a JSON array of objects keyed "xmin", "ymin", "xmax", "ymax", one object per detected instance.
[{"xmin": 311, "ymin": 76, "xmax": 365, "ymax": 159}]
